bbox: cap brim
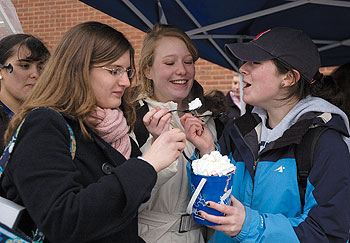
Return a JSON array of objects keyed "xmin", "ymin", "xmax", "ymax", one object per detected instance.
[{"xmin": 225, "ymin": 42, "xmax": 274, "ymax": 62}]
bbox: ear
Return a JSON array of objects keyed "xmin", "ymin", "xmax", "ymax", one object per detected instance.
[
  {"xmin": 282, "ymin": 69, "xmax": 300, "ymax": 87},
  {"xmin": 144, "ymin": 66, "xmax": 152, "ymax": 80}
]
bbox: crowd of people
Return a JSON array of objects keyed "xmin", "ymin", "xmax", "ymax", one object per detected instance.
[{"xmin": 0, "ymin": 20, "xmax": 349, "ymax": 243}]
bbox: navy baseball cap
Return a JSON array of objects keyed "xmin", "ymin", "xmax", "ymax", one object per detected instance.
[{"xmin": 225, "ymin": 27, "xmax": 321, "ymax": 82}]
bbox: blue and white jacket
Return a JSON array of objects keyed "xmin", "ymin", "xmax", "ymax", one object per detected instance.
[{"xmin": 208, "ymin": 96, "xmax": 350, "ymax": 242}]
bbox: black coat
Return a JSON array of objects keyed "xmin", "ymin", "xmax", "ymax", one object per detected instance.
[{"xmin": 1, "ymin": 108, "xmax": 156, "ymax": 243}]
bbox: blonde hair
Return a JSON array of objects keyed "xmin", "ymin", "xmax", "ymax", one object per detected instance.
[
  {"xmin": 5, "ymin": 21, "xmax": 136, "ymax": 144},
  {"xmin": 138, "ymin": 24, "xmax": 198, "ymax": 99}
]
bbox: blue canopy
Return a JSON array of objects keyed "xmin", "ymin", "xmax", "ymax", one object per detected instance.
[{"xmin": 80, "ymin": 0, "xmax": 350, "ymax": 71}]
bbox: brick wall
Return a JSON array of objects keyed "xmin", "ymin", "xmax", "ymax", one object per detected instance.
[
  {"xmin": 11, "ymin": 0, "xmax": 334, "ymax": 93},
  {"xmin": 11, "ymin": 0, "xmax": 235, "ymax": 93}
]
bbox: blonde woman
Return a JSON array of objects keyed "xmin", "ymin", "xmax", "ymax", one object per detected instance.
[{"xmin": 133, "ymin": 24, "xmax": 218, "ymax": 243}]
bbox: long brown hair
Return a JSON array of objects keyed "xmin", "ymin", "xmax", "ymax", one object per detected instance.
[{"xmin": 5, "ymin": 21, "xmax": 136, "ymax": 144}]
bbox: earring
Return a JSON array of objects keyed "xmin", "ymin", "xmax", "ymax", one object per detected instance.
[{"xmin": 281, "ymin": 82, "xmax": 285, "ymax": 87}]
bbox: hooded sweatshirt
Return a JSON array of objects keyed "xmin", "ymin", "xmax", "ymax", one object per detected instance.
[{"xmin": 256, "ymin": 95, "xmax": 350, "ymax": 152}]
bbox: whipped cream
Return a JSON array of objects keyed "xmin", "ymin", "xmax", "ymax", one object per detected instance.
[
  {"xmin": 192, "ymin": 151, "xmax": 236, "ymax": 176},
  {"xmin": 188, "ymin": 98, "xmax": 202, "ymax": 111}
]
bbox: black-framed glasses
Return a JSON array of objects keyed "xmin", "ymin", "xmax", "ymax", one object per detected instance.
[
  {"xmin": 0, "ymin": 63, "xmax": 13, "ymax": 73},
  {"xmin": 93, "ymin": 66, "xmax": 135, "ymax": 79}
]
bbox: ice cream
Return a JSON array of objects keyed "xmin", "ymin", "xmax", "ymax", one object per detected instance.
[
  {"xmin": 188, "ymin": 98, "xmax": 202, "ymax": 111},
  {"xmin": 191, "ymin": 151, "xmax": 236, "ymax": 176}
]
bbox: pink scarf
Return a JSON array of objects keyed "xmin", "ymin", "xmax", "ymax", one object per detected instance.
[{"xmin": 91, "ymin": 107, "xmax": 131, "ymax": 159}]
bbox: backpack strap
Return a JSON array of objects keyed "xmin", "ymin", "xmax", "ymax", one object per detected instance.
[
  {"xmin": 0, "ymin": 119, "xmax": 26, "ymax": 177},
  {"xmin": 295, "ymin": 126, "xmax": 328, "ymax": 213},
  {"xmin": 0, "ymin": 113, "xmax": 76, "ymax": 177},
  {"xmin": 66, "ymin": 122, "xmax": 76, "ymax": 160}
]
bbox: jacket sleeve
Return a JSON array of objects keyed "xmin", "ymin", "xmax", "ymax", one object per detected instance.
[
  {"xmin": 229, "ymin": 129, "xmax": 350, "ymax": 243},
  {"xmin": 294, "ymin": 129, "xmax": 350, "ymax": 242},
  {"xmin": 2, "ymin": 108, "xmax": 157, "ymax": 242}
]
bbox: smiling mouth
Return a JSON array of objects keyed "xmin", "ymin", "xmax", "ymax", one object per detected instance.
[{"xmin": 171, "ymin": 80, "xmax": 187, "ymax": 85}]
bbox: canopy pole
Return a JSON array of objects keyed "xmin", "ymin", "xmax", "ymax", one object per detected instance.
[
  {"xmin": 186, "ymin": 0, "xmax": 309, "ymax": 36},
  {"xmin": 121, "ymin": 0, "xmax": 153, "ymax": 29},
  {"xmin": 175, "ymin": 0, "xmax": 239, "ymax": 71},
  {"xmin": 0, "ymin": 4, "xmax": 17, "ymax": 33},
  {"xmin": 318, "ymin": 38, "xmax": 350, "ymax": 52},
  {"xmin": 239, "ymin": 73, "xmax": 246, "ymax": 116},
  {"xmin": 157, "ymin": 0, "xmax": 167, "ymax": 24}
]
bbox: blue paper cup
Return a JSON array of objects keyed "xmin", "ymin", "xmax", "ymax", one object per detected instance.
[{"xmin": 186, "ymin": 163, "xmax": 234, "ymax": 226}]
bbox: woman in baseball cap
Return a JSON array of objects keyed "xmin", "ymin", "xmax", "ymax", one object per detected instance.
[{"xmin": 181, "ymin": 27, "xmax": 350, "ymax": 242}]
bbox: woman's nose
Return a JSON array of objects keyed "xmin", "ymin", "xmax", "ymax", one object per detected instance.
[
  {"xmin": 119, "ymin": 73, "xmax": 131, "ymax": 87},
  {"xmin": 239, "ymin": 63, "xmax": 248, "ymax": 75},
  {"xmin": 175, "ymin": 63, "xmax": 186, "ymax": 75},
  {"xmin": 29, "ymin": 67, "xmax": 40, "ymax": 79}
]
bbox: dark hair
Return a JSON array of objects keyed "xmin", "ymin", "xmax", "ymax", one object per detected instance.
[
  {"xmin": 273, "ymin": 59, "xmax": 344, "ymax": 108},
  {"xmin": 332, "ymin": 62, "xmax": 350, "ymax": 89},
  {"xmin": 273, "ymin": 59, "xmax": 310, "ymax": 101},
  {"xmin": 0, "ymin": 34, "xmax": 50, "ymax": 64},
  {"xmin": 332, "ymin": 62, "xmax": 350, "ymax": 120},
  {"xmin": 203, "ymin": 89, "xmax": 229, "ymax": 115}
]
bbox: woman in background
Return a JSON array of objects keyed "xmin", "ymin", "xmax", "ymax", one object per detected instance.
[
  {"xmin": 0, "ymin": 34, "xmax": 49, "ymax": 152},
  {"xmin": 226, "ymin": 77, "xmax": 241, "ymax": 120}
]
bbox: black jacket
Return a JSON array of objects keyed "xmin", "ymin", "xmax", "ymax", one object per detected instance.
[{"xmin": 1, "ymin": 108, "xmax": 156, "ymax": 243}]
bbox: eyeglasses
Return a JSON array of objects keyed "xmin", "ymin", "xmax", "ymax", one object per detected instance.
[
  {"xmin": 0, "ymin": 63, "xmax": 13, "ymax": 73},
  {"xmin": 93, "ymin": 66, "xmax": 135, "ymax": 79}
]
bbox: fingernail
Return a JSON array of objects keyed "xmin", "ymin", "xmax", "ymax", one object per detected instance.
[{"xmin": 198, "ymin": 211, "xmax": 201, "ymax": 216}]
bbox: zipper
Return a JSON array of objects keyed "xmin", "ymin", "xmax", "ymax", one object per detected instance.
[
  {"xmin": 232, "ymin": 121, "xmax": 259, "ymax": 207},
  {"xmin": 250, "ymin": 158, "xmax": 259, "ymax": 208},
  {"xmin": 252, "ymin": 159, "xmax": 258, "ymax": 178}
]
